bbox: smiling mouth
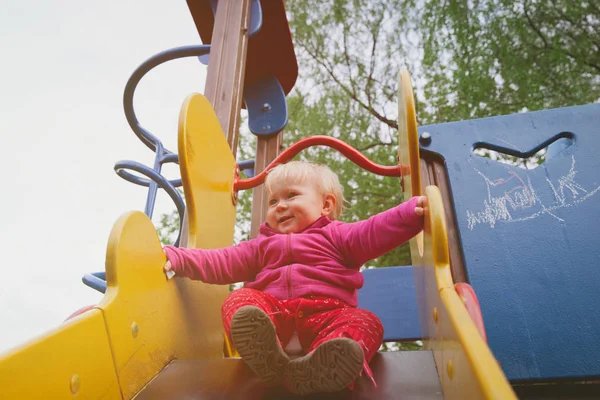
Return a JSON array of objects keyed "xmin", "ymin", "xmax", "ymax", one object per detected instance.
[{"xmin": 278, "ymin": 216, "xmax": 293, "ymax": 224}]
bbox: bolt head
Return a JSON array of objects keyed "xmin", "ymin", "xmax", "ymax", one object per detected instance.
[
  {"xmin": 70, "ymin": 374, "xmax": 81, "ymax": 394},
  {"xmin": 420, "ymin": 132, "xmax": 432, "ymax": 146},
  {"xmin": 447, "ymin": 360, "xmax": 454, "ymax": 379}
]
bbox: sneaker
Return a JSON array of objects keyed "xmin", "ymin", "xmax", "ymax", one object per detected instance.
[
  {"xmin": 230, "ymin": 306, "xmax": 290, "ymax": 385},
  {"xmin": 285, "ymin": 337, "xmax": 364, "ymax": 395}
]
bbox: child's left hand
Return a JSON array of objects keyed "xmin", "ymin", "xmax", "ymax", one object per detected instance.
[{"xmin": 415, "ymin": 196, "xmax": 428, "ymax": 216}]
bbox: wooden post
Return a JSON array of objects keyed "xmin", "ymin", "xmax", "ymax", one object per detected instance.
[
  {"xmin": 203, "ymin": 0, "xmax": 252, "ymax": 155},
  {"xmin": 181, "ymin": 0, "xmax": 251, "ymax": 248},
  {"xmin": 249, "ymin": 132, "xmax": 283, "ymax": 238}
]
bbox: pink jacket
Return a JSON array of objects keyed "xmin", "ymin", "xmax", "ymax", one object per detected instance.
[{"xmin": 164, "ymin": 197, "xmax": 422, "ymax": 307}]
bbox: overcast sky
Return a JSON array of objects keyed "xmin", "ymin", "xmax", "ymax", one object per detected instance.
[{"xmin": 0, "ymin": 0, "xmax": 210, "ymax": 353}]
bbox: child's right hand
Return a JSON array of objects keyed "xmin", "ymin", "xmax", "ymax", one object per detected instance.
[
  {"xmin": 164, "ymin": 255, "xmax": 176, "ymax": 279},
  {"xmin": 414, "ymin": 196, "xmax": 428, "ymax": 216}
]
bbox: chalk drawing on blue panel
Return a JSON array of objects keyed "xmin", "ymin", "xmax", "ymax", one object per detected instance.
[{"xmin": 466, "ymin": 156, "xmax": 600, "ymax": 230}]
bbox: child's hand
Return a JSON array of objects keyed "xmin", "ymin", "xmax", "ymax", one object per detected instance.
[
  {"xmin": 415, "ymin": 196, "xmax": 428, "ymax": 216},
  {"xmin": 164, "ymin": 255, "xmax": 176, "ymax": 279}
]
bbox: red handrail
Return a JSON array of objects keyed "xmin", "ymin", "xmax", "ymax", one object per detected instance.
[{"xmin": 234, "ymin": 136, "xmax": 408, "ymax": 191}]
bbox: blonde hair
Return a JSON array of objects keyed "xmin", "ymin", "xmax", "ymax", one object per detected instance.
[{"xmin": 265, "ymin": 161, "xmax": 345, "ymax": 220}]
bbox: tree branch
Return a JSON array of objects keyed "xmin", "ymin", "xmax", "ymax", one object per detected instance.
[
  {"xmin": 365, "ymin": 15, "xmax": 383, "ymax": 109},
  {"xmin": 303, "ymin": 45, "xmax": 398, "ymax": 129},
  {"xmin": 342, "ymin": 27, "xmax": 358, "ymax": 98},
  {"xmin": 523, "ymin": 1, "xmax": 600, "ymax": 73}
]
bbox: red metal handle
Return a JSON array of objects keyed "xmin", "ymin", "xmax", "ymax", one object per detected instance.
[
  {"xmin": 455, "ymin": 282, "xmax": 488, "ymax": 343},
  {"xmin": 234, "ymin": 136, "xmax": 408, "ymax": 191}
]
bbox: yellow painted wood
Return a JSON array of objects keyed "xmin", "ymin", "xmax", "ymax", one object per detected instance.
[
  {"xmin": 223, "ymin": 332, "xmax": 240, "ymax": 358},
  {"xmin": 178, "ymin": 93, "xmax": 237, "ymax": 250},
  {"xmin": 413, "ymin": 186, "xmax": 516, "ymax": 399},
  {"xmin": 399, "ymin": 66, "xmax": 516, "ymax": 398},
  {"xmin": 179, "ymin": 93, "xmax": 238, "ymax": 359},
  {"xmin": 415, "ymin": 186, "xmax": 449, "ymax": 382},
  {"xmin": 97, "ymin": 93, "xmax": 236, "ymax": 399},
  {"xmin": 398, "ymin": 69, "xmax": 424, "ymax": 257},
  {"xmin": 440, "ymin": 287, "xmax": 516, "ymax": 399},
  {"xmin": 0, "ymin": 309, "xmax": 121, "ymax": 400},
  {"xmin": 425, "ymin": 186, "xmax": 454, "ymax": 291},
  {"xmin": 412, "ymin": 248, "xmax": 444, "ymax": 374},
  {"xmin": 422, "ymin": 186, "xmax": 454, "ymax": 395},
  {"xmin": 397, "ymin": 68, "xmax": 422, "ymax": 198}
]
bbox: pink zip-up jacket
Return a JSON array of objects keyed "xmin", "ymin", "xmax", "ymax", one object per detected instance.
[{"xmin": 164, "ymin": 196, "xmax": 422, "ymax": 307}]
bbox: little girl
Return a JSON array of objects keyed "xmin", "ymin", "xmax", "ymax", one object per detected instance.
[{"xmin": 163, "ymin": 161, "xmax": 426, "ymax": 395}]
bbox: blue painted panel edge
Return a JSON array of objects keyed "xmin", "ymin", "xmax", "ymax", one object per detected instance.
[
  {"xmin": 358, "ymin": 266, "xmax": 421, "ymax": 342},
  {"xmin": 416, "ymin": 104, "xmax": 600, "ymax": 381}
]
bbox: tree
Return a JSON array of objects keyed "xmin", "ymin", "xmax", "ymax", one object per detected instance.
[
  {"xmin": 159, "ymin": 0, "xmax": 599, "ymax": 263},
  {"xmin": 419, "ymin": 0, "xmax": 600, "ymax": 122}
]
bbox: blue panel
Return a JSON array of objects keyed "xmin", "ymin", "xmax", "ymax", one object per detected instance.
[
  {"xmin": 244, "ymin": 76, "xmax": 288, "ymax": 136},
  {"xmin": 358, "ymin": 266, "xmax": 421, "ymax": 342},
  {"xmin": 420, "ymin": 104, "xmax": 600, "ymax": 381}
]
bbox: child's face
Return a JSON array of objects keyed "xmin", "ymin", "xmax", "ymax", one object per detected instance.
[{"xmin": 266, "ymin": 179, "xmax": 333, "ymax": 234}]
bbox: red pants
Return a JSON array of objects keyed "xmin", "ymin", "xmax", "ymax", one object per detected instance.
[{"xmin": 222, "ymin": 288, "xmax": 383, "ymax": 363}]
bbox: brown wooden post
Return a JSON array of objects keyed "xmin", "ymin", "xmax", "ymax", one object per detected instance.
[
  {"xmin": 203, "ymin": 0, "xmax": 252, "ymax": 154},
  {"xmin": 249, "ymin": 132, "xmax": 283, "ymax": 238},
  {"xmin": 420, "ymin": 155, "xmax": 467, "ymax": 282},
  {"xmin": 180, "ymin": 0, "xmax": 252, "ymax": 248}
]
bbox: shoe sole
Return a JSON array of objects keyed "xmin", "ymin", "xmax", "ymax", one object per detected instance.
[
  {"xmin": 286, "ymin": 337, "xmax": 364, "ymax": 395},
  {"xmin": 230, "ymin": 306, "xmax": 289, "ymax": 385}
]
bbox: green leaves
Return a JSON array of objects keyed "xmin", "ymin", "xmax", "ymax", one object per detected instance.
[
  {"xmin": 157, "ymin": 209, "xmax": 180, "ymax": 246},
  {"xmin": 157, "ymin": 0, "xmax": 598, "ymax": 267},
  {"xmin": 420, "ymin": 0, "xmax": 600, "ymax": 122},
  {"xmin": 282, "ymin": 0, "xmax": 598, "ymax": 266}
]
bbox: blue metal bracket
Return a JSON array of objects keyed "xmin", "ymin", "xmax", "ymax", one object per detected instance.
[
  {"xmin": 82, "ymin": 272, "xmax": 106, "ymax": 294},
  {"xmin": 238, "ymin": 159, "xmax": 255, "ymax": 178},
  {"xmin": 123, "ymin": 45, "xmax": 211, "ymax": 153},
  {"xmin": 120, "ymin": 45, "xmax": 213, "ymax": 248},
  {"xmin": 198, "ymin": 0, "xmax": 263, "ymax": 65},
  {"xmin": 84, "ymin": 44, "xmax": 263, "ymax": 294},
  {"xmin": 245, "ymin": 76, "xmax": 288, "ymax": 136},
  {"xmin": 81, "ymin": 46, "xmax": 213, "ymax": 293}
]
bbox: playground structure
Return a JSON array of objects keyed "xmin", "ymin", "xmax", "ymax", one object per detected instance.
[{"xmin": 1, "ymin": 1, "xmax": 599, "ymax": 399}]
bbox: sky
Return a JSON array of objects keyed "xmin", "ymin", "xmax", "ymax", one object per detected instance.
[{"xmin": 0, "ymin": 0, "xmax": 209, "ymax": 353}]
